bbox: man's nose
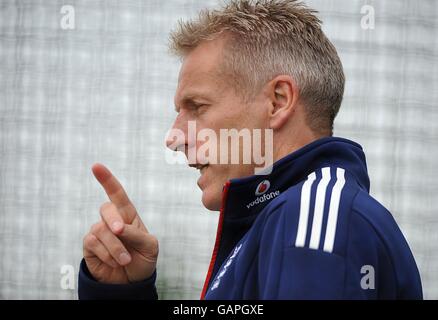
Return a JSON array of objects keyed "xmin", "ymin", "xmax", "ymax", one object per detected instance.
[
  {"xmin": 166, "ymin": 129, "xmax": 184, "ymax": 153},
  {"xmin": 165, "ymin": 114, "xmax": 188, "ymax": 153}
]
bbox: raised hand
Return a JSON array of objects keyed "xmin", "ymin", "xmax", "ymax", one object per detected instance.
[{"xmin": 83, "ymin": 163, "xmax": 159, "ymax": 284}]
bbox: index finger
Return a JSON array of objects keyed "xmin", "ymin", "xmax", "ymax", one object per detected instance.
[{"xmin": 91, "ymin": 163, "xmax": 137, "ymax": 223}]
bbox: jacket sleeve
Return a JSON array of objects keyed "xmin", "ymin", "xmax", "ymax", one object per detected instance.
[
  {"xmin": 78, "ymin": 259, "xmax": 158, "ymax": 300},
  {"xmin": 279, "ymin": 249, "xmax": 350, "ymax": 299},
  {"xmin": 258, "ymin": 246, "xmax": 353, "ymax": 299}
]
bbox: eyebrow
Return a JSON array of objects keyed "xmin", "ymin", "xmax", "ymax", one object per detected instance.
[{"xmin": 175, "ymin": 93, "xmax": 211, "ymax": 113}]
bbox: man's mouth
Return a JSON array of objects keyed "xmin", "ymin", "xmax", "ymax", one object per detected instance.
[{"xmin": 190, "ymin": 163, "xmax": 209, "ymax": 173}]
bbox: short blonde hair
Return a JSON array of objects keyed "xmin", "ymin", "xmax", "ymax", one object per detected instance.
[{"xmin": 170, "ymin": 0, "xmax": 345, "ymax": 135}]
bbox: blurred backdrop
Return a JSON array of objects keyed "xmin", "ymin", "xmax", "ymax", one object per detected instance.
[{"xmin": 0, "ymin": 0, "xmax": 437, "ymax": 299}]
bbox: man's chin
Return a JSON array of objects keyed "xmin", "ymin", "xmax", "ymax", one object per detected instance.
[{"xmin": 201, "ymin": 189, "xmax": 222, "ymax": 212}]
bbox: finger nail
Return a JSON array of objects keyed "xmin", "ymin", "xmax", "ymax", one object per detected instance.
[
  {"xmin": 119, "ymin": 252, "xmax": 131, "ymax": 265},
  {"xmin": 112, "ymin": 221, "xmax": 123, "ymax": 233}
]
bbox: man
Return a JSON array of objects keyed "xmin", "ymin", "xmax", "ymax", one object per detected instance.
[{"xmin": 78, "ymin": 0, "xmax": 422, "ymax": 299}]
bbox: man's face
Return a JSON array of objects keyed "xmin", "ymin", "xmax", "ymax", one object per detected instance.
[{"xmin": 168, "ymin": 37, "xmax": 268, "ymax": 211}]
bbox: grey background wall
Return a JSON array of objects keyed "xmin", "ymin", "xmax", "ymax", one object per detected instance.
[{"xmin": 0, "ymin": 0, "xmax": 437, "ymax": 299}]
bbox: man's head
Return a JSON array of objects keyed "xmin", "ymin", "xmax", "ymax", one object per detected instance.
[{"xmin": 166, "ymin": 0, "xmax": 345, "ymax": 211}]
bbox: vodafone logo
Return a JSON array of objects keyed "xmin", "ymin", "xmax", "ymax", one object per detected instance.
[
  {"xmin": 246, "ymin": 180, "xmax": 279, "ymax": 209},
  {"xmin": 255, "ymin": 180, "xmax": 270, "ymax": 196}
]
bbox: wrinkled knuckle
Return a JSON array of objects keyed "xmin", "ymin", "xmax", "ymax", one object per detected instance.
[
  {"xmin": 102, "ymin": 251, "xmax": 112, "ymax": 263},
  {"xmin": 91, "ymin": 222, "xmax": 105, "ymax": 235},
  {"xmin": 110, "ymin": 247, "xmax": 124, "ymax": 259},
  {"xmin": 84, "ymin": 233, "xmax": 97, "ymax": 248},
  {"xmin": 149, "ymin": 235, "xmax": 159, "ymax": 257}
]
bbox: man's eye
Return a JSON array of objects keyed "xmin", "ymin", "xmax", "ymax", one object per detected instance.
[
  {"xmin": 192, "ymin": 103, "xmax": 208, "ymax": 111},
  {"xmin": 184, "ymin": 101, "xmax": 209, "ymax": 114}
]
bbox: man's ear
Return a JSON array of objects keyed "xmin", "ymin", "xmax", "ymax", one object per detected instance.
[{"xmin": 265, "ymin": 75, "xmax": 300, "ymax": 130}]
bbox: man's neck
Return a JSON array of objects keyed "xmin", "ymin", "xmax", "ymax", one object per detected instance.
[{"xmin": 273, "ymin": 130, "xmax": 327, "ymax": 163}]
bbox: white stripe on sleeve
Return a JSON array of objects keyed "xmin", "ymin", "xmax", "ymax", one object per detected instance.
[
  {"xmin": 323, "ymin": 168, "xmax": 346, "ymax": 253},
  {"xmin": 295, "ymin": 172, "xmax": 317, "ymax": 248},
  {"xmin": 309, "ymin": 167, "xmax": 331, "ymax": 250}
]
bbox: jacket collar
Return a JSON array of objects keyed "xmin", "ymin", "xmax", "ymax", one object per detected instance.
[{"xmin": 223, "ymin": 136, "xmax": 370, "ymax": 219}]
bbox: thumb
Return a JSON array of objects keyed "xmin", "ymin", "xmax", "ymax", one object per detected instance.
[{"xmin": 119, "ymin": 224, "xmax": 159, "ymax": 257}]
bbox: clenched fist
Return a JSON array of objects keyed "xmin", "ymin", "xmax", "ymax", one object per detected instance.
[{"xmin": 83, "ymin": 163, "xmax": 159, "ymax": 284}]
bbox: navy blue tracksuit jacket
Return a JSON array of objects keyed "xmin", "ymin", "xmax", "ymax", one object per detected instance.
[{"xmin": 78, "ymin": 137, "xmax": 423, "ymax": 299}]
